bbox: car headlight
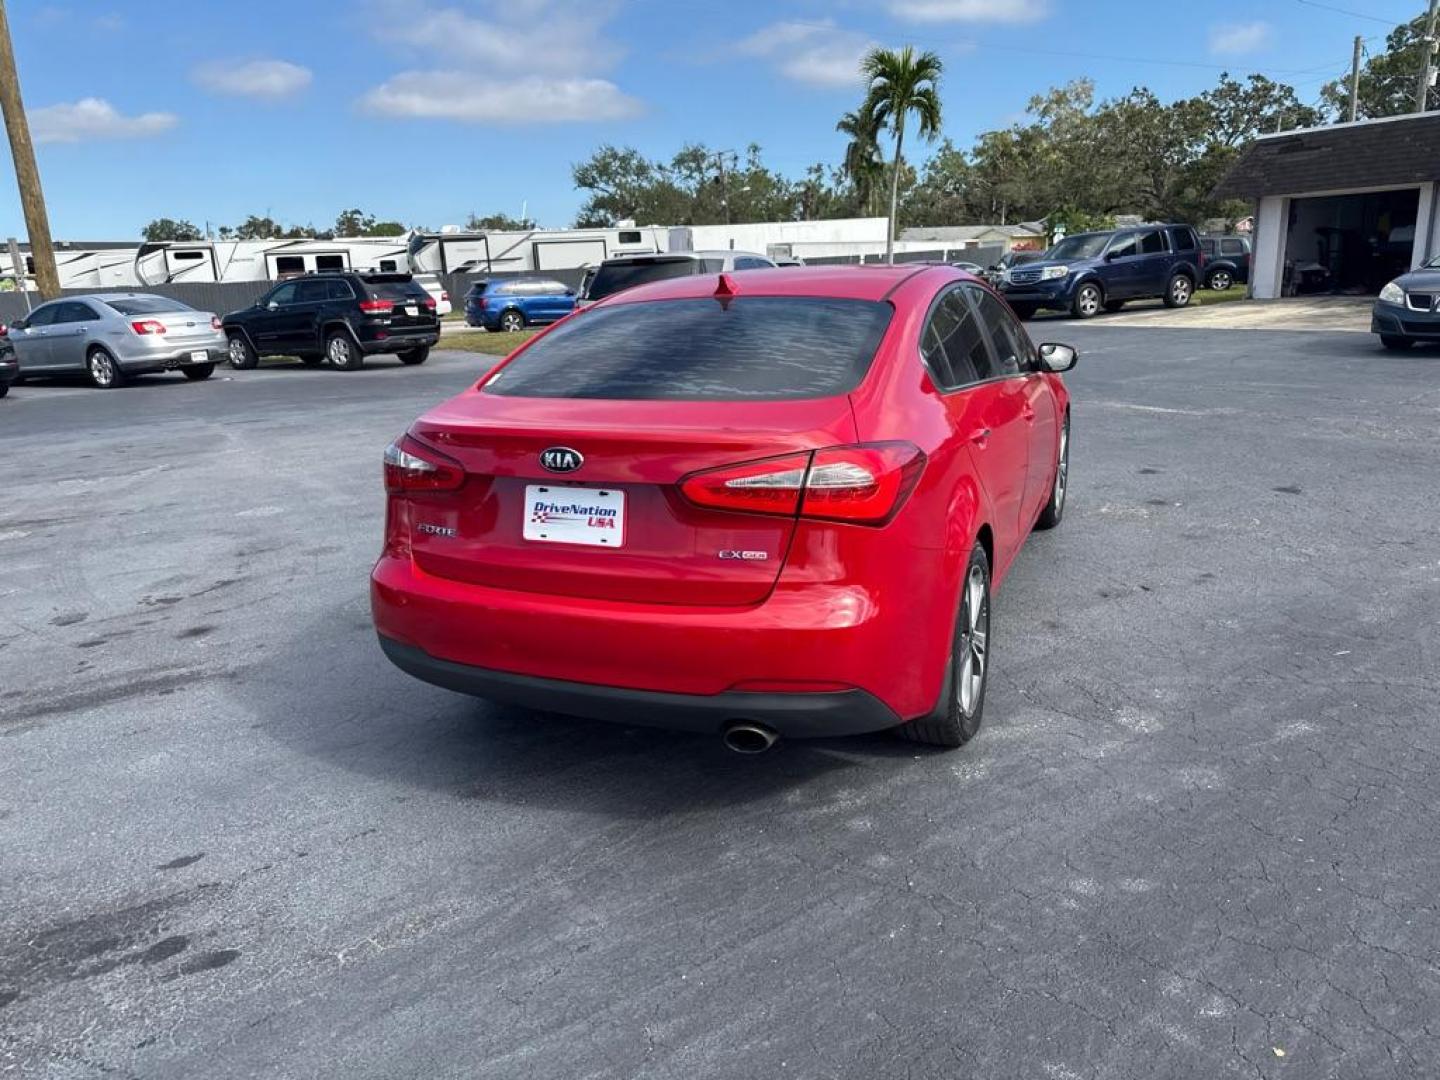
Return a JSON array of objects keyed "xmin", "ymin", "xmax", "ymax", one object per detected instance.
[
  {"xmin": 1040, "ymin": 265, "xmax": 1069, "ymax": 281},
  {"xmin": 1379, "ymin": 281, "xmax": 1405, "ymax": 304}
]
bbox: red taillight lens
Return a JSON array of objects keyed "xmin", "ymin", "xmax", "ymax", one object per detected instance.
[
  {"xmin": 477, "ymin": 296, "xmax": 489, "ymax": 309},
  {"xmin": 210, "ymin": 315, "xmax": 222, "ymax": 330},
  {"xmin": 131, "ymin": 319, "xmax": 166, "ymax": 335},
  {"xmin": 423, "ymin": 296, "xmax": 437, "ymax": 310},
  {"xmin": 359, "ymin": 298, "xmax": 393, "ymax": 314},
  {"xmin": 679, "ymin": 442, "xmax": 925, "ymax": 526},
  {"xmin": 440, "ymin": 291, "xmax": 449, "ymax": 302},
  {"xmin": 383, "ymin": 434, "xmax": 465, "ymax": 494}
]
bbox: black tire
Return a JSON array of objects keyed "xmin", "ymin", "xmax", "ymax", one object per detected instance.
[
  {"xmin": 499, "ymin": 309, "xmax": 525, "ymax": 333},
  {"xmin": 1163, "ymin": 274, "xmax": 1194, "ymax": 308},
  {"xmin": 1034, "ymin": 412, "xmax": 1069, "ymax": 530},
  {"xmin": 1009, "ymin": 303, "xmax": 1037, "ymax": 321},
  {"xmin": 398, "ymin": 346, "xmax": 430, "ymax": 366},
  {"xmin": 227, "ymin": 333, "xmax": 258, "ymax": 370},
  {"xmin": 0, "ymin": 382, "xmax": 8, "ymax": 398},
  {"xmin": 1207, "ymin": 270, "xmax": 1233, "ymax": 291},
  {"xmin": 1380, "ymin": 334, "xmax": 1413, "ymax": 351},
  {"xmin": 299, "ymin": 354, "xmax": 324, "ymax": 366},
  {"xmin": 1071, "ymin": 282, "xmax": 1103, "ymax": 319},
  {"xmin": 326, "ymin": 330, "xmax": 364, "ymax": 371},
  {"xmin": 86, "ymin": 347, "xmax": 126, "ymax": 389},
  {"xmin": 182, "ymin": 363, "xmax": 215, "ymax": 381},
  {"xmin": 896, "ymin": 542, "xmax": 991, "ymax": 748},
  {"xmin": 1103, "ymin": 300, "xmax": 1125, "ymax": 313}
]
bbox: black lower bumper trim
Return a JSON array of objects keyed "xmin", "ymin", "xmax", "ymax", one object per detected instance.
[{"xmin": 378, "ymin": 636, "xmax": 902, "ymax": 738}]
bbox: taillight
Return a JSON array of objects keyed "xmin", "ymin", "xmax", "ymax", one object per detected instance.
[
  {"xmin": 383, "ymin": 434, "xmax": 465, "ymax": 494},
  {"xmin": 210, "ymin": 315, "xmax": 222, "ymax": 330},
  {"xmin": 477, "ymin": 296, "xmax": 489, "ymax": 309},
  {"xmin": 440, "ymin": 291, "xmax": 449, "ymax": 302},
  {"xmin": 359, "ymin": 298, "xmax": 393, "ymax": 314},
  {"xmin": 131, "ymin": 319, "xmax": 166, "ymax": 335},
  {"xmin": 680, "ymin": 442, "xmax": 925, "ymax": 526},
  {"xmin": 423, "ymin": 296, "xmax": 437, "ymax": 310}
]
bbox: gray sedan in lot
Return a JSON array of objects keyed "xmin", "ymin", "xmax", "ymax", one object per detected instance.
[{"xmin": 6, "ymin": 293, "xmax": 227, "ymax": 389}]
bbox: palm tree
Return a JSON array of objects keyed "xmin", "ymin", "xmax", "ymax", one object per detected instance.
[
  {"xmin": 861, "ymin": 46, "xmax": 944, "ymax": 263},
  {"xmin": 836, "ymin": 108, "xmax": 884, "ymax": 217}
]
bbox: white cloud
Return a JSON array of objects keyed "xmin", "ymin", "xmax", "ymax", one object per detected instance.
[
  {"xmin": 192, "ymin": 59, "xmax": 313, "ymax": 101},
  {"xmin": 1208, "ymin": 21, "xmax": 1272, "ymax": 55},
  {"xmin": 369, "ymin": 0, "xmax": 622, "ymax": 75},
  {"xmin": 30, "ymin": 98, "xmax": 177, "ymax": 144},
  {"xmin": 360, "ymin": 72, "xmax": 642, "ymax": 123},
  {"xmin": 888, "ymin": 0, "xmax": 1048, "ymax": 23},
  {"xmin": 738, "ymin": 21, "xmax": 878, "ymax": 89}
]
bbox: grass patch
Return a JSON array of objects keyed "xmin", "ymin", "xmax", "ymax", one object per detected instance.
[
  {"xmin": 1191, "ymin": 285, "xmax": 1246, "ymax": 306},
  {"xmin": 435, "ymin": 330, "xmax": 537, "ymax": 356}
]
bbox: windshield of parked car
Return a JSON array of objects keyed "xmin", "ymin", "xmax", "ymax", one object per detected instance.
[
  {"xmin": 586, "ymin": 259, "xmax": 699, "ymax": 301},
  {"xmin": 1048, "ymin": 233, "xmax": 1111, "ymax": 260},
  {"xmin": 486, "ymin": 297, "xmax": 893, "ymax": 401},
  {"xmin": 1046, "ymin": 234, "xmax": 1111, "ymax": 261},
  {"xmin": 103, "ymin": 296, "xmax": 194, "ymax": 315}
]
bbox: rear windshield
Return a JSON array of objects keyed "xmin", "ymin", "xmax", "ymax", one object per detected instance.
[
  {"xmin": 586, "ymin": 258, "xmax": 698, "ymax": 302},
  {"xmin": 365, "ymin": 279, "xmax": 428, "ymax": 300},
  {"xmin": 486, "ymin": 297, "xmax": 893, "ymax": 401},
  {"xmin": 103, "ymin": 295, "xmax": 194, "ymax": 315}
]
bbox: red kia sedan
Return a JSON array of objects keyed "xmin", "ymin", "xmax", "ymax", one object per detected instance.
[{"xmin": 372, "ymin": 265, "xmax": 1075, "ymax": 751}]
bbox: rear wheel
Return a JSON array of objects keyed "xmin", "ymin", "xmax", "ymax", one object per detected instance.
[
  {"xmin": 87, "ymin": 347, "xmax": 126, "ymax": 389},
  {"xmin": 499, "ymin": 309, "xmax": 525, "ymax": 333},
  {"xmin": 227, "ymin": 334, "xmax": 258, "ymax": 370},
  {"xmin": 0, "ymin": 382, "xmax": 8, "ymax": 398},
  {"xmin": 1071, "ymin": 282, "xmax": 1103, "ymax": 319},
  {"xmin": 1380, "ymin": 334, "xmax": 1413, "ymax": 351},
  {"xmin": 1207, "ymin": 269, "xmax": 1233, "ymax": 291},
  {"xmin": 182, "ymin": 363, "xmax": 215, "ymax": 381},
  {"xmin": 398, "ymin": 346, "xmax": 430, "ymax": 366},
  {"xmin": 1163, "ymin": 274, "xmax": 1194, "ymax": 308},
  {"xmin": 897, "ymin": 542, "xmax": 991, "ymax": 748},
  {"xmin": 326, "ymin": 331, "xmax": 363, "ymax": 370},
  {"xmin": 1034, "ymin": 413, "xmax": 1069, "ymax": 529}
]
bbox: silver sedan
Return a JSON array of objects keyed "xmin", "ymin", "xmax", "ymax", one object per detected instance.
[{"xmin": 6, "ymin": 293, "xmax": 227, "ymax": 389}]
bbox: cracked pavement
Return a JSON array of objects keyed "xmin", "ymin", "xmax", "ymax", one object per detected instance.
[{"xmin": 1, "ymin": 329, "xmax": 1438, "ymax": 1078}]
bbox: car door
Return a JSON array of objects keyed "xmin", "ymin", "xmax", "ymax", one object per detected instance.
[
  {"xmin": 967, "ymin": 285, "xmax": 1057, "ymax": 524},
  {"xmin": 1135, "ymin": 229, "xmax": 1172, "ymax": 295},
  {"xmin": 1099, "ymin": 232, "xmax": 1141, "ymax": 298},
  {"xmin": 9, "ymin": 301, "xmax": 60, "ymax": 371},
  {"xmin": 251, "ymin": 281, "xmax": 298, "ymax": 350},
  {"xmin": 47, "ymin": 300, "xmax": 103, "ymax": 372},
  {"xmin": 283, "ymin": 278, "xmax": 330, "ymax": 352},
  {"xmin": 921, "ymin": 286, "xmax": 1031, "ymax": 572}
]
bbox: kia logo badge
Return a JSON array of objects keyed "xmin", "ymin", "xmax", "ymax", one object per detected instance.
[{"xmin": 540, "ymin": 446, "xmax": 583, "ymax": 473}]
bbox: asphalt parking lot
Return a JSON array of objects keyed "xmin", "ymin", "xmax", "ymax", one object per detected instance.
[{"xmin": 3, "ymin": 329, "xmax": 1440, "ymax": 1080}]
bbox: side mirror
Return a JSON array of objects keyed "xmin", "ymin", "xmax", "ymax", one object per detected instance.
[
  {"xmin": 267, "ymin": 301, "xmax": 280, "ymax": 310},
  {"xmin": 8, "ymin": 318, "xmax": 25, "ymax": 331},
  {"xmin": 1038, "ymin": 343, "xmax": 1077, "ymax": 373},
  {"xmin": 1104, "ymin": 250, "xmax": 1121, "ymax": 262}
]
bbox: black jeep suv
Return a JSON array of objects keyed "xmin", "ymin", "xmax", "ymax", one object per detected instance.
[{"xmin": 222, "ymin": 271, "xmax": 441, "ymax": 371}]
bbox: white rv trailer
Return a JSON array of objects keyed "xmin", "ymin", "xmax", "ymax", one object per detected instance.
[{"xmin": 404, "ymin": 225, "xmax": 674, "ymax": 276}]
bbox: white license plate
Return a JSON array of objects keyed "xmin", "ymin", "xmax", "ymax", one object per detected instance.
[
  {"xmin": 404, "ymin": 305, "xmax": 418, "ymax": 316},
  {"xmin": 522, "ymin": 485, "xmax": 624, "ymax": 547},
  {"xmin": 189, "ymin": 350, "xmax": 208, "ymax": 363}
]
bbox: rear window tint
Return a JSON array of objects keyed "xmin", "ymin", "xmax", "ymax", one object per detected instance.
[
  {"xmin": 366, "ymin": 280, "xmax": 428, "ymax": 300},
  {"xmin": 587, "ymin": 259, "xmax": 699, "ymax": 301},
  {"xmin": 487, "ymin": 297, "xmax": 893, "ymax": 401},
  {"xmin": 103, "ymin": 295, "xmax": 194, "ymax": 315}
]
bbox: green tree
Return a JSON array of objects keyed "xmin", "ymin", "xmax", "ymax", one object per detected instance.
[
  {"xmin": 366, "ymin": 220, "xmax": 406, "ymax": 236},
  {"xmin": 836, "ymin": 108, "xmax": 885, "ymax": 217},
  {"xmin": 333, "ymin": 208, "xmax": 375, "ymax": 236},
  {"xmin": 141, "ymin": 218, "xmax": 203, "ymax": 242},
  {"xmin": 1322, "ymin": 10, "xmax": 1433, "ymax": 119},
  {"xmin": 233, "ymin": 215, "xmax": 283, "ymax": 240},
  {"xmin": 861, "ymin": 46, "xmax": 944, "ymax": 261},
  {"xmin": 465, "ymin": 211, "xmax": 534, "ymax": 231}
]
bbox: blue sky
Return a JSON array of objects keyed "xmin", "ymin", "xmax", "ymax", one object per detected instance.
[{"xmin": 0, "ymin": 0, "xmax": 1426, "ymax": 239}]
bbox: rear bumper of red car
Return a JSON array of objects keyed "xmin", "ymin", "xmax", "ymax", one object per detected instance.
[{"xmin": 371, "ymin": 551, "xmax": 949, "ymax": 737}]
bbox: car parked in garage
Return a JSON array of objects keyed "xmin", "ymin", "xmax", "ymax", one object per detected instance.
[
  {"xmin": 578, "ymin": 250, "xmax": 776, "ymax": 307},
  {"xmin": 6, "ymin": 293, "xmax": 225, "ymax": 389},
  {"xmin": 1200, "ymin": 235, "xmax": 1251, "ymax": 290},
  {"xmin": 464, "ymin": 277, "xmax": 576, "ymax": 332},
  {"xmin": 373, "ymin": 264, "xmax": 1075, "ymax": 752},
  {"xmin": 223, "ymin": 271, "xmax": 440, "ymax": 371},
  {"xmin": 1372, "ymin": 259, "xmax": 1440, "ymax": 349},
  {"xmin": 998, "ymin": 224, "xmax": 1203, "ymax": 319}
]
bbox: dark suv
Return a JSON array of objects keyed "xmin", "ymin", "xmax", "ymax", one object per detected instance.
[
  {"xmin": 1199, "ymin": 235, "xmax": 1251, "ymax": 291},
  {"xmin": 998, "ymin": 224, "xmax": 1204, "ymax": 319},
  {"xmin": 223, "ymin": 271, "xmax": 441, "ymax": 371}
]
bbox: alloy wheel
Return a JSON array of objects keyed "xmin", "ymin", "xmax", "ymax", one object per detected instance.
[
  {"xmin": 502, "ymin": 312, "xmax": 523, "ymax": 332},
  {"xmin": 1054, "ymin": 419, "xmax": 1069, "ymax": 512},
  {"xmin": 956, "ymin": 564, "xmax": 989, "ymax": 717},
  {"xmin": 328, "ymin": 337, "xmax": 350, "ymax": 365},
  {"xmin": 1077, "ymin": 286, "xmax": 1101, "ymax": 317},
  {"xmin": 90, "ymin": 352, "xmax": 114, "ymax": 387},
  {"xmin": 1172, "ymin": 277, "xmax": 1192, "ymax": 304},
  {"xmin": 1210, "ymin": 271, "xmax": 1231, "ymax": 291},
  {"xmin": 229, "ymin": 338, "xmax": 246, "ymax": 365}
]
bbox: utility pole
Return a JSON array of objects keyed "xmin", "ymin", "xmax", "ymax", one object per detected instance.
[
  {"xmin": 1349, "ymin": 35, "xmax": 1363, "ymax": 122},
  {"xmin": 1417, "ymin": 0, "xmax": 1439, "ymax": 113},
  {"xmin": 710, "ymin": 150, "xmax": 736, "ymax": 226},
  {"xmin": 0, "ymin": 0, "xmax": 58, "ymax": 299}
]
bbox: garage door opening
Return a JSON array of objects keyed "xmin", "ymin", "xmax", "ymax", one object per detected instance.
[{"xmin": 1283, "ymin": 188, "xmax": 1418, "ymax": 296}]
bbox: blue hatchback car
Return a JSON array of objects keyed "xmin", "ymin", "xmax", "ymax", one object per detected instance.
[
  {"xmin": 998, "ymin": 224, "xmax": 1204, "ymax": 320},
  {"xmin": 464, "ymin": 277, "xmax": 577, "ymax": 332}
]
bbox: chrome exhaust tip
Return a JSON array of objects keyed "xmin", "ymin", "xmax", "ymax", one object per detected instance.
[{"xmin": 722, "ymin": 722, "xmax": 779, "ymax": 755}]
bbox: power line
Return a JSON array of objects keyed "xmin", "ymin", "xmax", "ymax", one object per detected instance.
[{"xmin": 1293, "ymin": 0, "xmax": 1407, "ymax": 26}]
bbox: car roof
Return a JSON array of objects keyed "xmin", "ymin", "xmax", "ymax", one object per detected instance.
[
  {"xmin": 599, "ymin": 249, "xmax": 768, "ymax": 265},
  {"xmin": 598, "ymin": 263, "xmax": 953, "ymax": 305}
]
